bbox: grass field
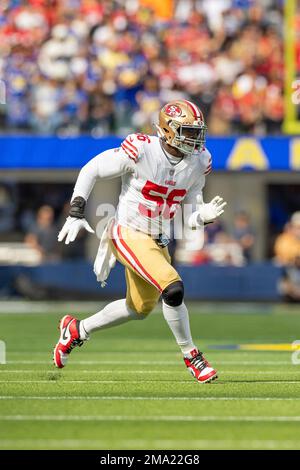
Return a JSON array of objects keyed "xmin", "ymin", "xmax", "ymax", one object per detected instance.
[{"xmin": 0, "ymin": 302, "xmax": 300, "ymax": 450}]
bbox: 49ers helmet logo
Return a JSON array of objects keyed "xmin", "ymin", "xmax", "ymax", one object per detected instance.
[{"xmin": 164, "ymin": 104, "xmax": 182, "ymax": 118}]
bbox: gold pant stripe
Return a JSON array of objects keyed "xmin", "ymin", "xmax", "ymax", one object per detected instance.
[{"xmin": 111, "ymin": 221, "xmax": 163, "ymax": 292}]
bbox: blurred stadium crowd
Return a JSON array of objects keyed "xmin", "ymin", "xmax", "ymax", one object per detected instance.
[{"xmin": 0, "ymin": 0, "xmax": 283, "ymax": 136}]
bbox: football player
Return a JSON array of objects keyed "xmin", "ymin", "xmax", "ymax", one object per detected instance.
[{"xmin": 54, "ymin": 100, "xmax": 226, "ymax": 383}]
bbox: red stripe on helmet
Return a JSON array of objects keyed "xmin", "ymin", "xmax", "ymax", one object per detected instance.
[{"xmin": 183, "ymin": 100, "xmax": 202, "ymax": 119}]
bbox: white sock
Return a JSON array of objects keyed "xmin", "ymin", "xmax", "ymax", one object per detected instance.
[
  {"xmin": 80, "ymin": 299, "xmax": 144, "ymax": 337},
  {"xmin": 162, "ymin": 301, "xmax": 196, "ymax": 356}
]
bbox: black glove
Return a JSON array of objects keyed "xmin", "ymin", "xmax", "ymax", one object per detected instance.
[{"xmin": 69, "ymin": 196, "xmax": 86, "ymax": 219}]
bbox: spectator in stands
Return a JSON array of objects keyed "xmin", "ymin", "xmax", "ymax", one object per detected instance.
[
  {"xmin": 191, "ymin": 230, "xmax": 245, "ymax": 267},
  {"xmin": 205, "ymin": 219, "xmax": 225, "ymax": 244},
  {"xmin": 30, "ymin": 77, "xmax": 64, "ymax": 134},
  {"xmin": 205, "ymin": 232, "xmax": 245, "ymax": 266},
  {"xmin": 279, "ymin": 256, "xmax": 300, "ymax": 303},
  {"xmin": 274, "ymin": 212, "xmax": 300, "ymax": 266},
  {"xmin": 24, "ymin": 205, "xmax": 59, "ymax": 261},
  {"xmin": 0, "ymin": 183, "xmax": 16, "ymax": 235},
  {"xmin": 187, "ymin": 212, "xmax": 252, "ymax": 266},
  {"xmin": 232, "ymin": 211, "xmax": 255, "ymax": 261},
  {"xmin": 132, "ymin": 74, "xmax": 162, "ymax": 134}
]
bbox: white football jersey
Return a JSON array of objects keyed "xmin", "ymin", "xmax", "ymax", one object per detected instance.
[{"xmin": 115, "ymin": 133, "xmax": 212, "ymax": 236}]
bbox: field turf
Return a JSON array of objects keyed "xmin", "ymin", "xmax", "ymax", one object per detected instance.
[{"xmin": 0, "ymin": 302, "xmax": 300, "ymax": 450}]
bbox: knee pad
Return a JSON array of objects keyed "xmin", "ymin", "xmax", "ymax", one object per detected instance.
[{"xmin": 162, "ymin": 280, "xmax": 184, "ymax": 307}]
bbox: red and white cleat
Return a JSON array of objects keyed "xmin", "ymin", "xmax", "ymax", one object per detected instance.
[
  {"xmin": 53, "ymin": 315, "xmax": 85, "ymax": 368},
  {"xmin": 184, "ymin": 348, "xmax": 218, "ymax": 383}
]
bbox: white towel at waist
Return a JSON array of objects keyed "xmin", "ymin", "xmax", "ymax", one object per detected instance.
[{"xmin": 93, "ymin": 218, "xmax": 116, "ymax": 287}]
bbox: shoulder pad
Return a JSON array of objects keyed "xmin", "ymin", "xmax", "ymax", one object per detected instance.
[{"xmin": 120, "ymin": 133, "xmax": 152, "ymax": 163}]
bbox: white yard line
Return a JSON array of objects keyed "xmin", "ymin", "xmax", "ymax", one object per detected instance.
[
  {"xmin": 0, "ymin": 369, "xmax": 188, "ymax": 374},
  {"xmin": 1, "ymin": 379, "xmax": 299, "ymax": 384},
  {"xmin": 1, "ymin": 415, "xmax": 300, "ymax": 422},
  {"xmin": 6, "ymin": 360, "xmax": 293, "ymax": 365},
  {"xmin": 0, "ymin": 396, "xmax": 299, "ymax": 401},
  {"xmin": 0, "ymin": 300, "xmax": 281, "ymax": 315},
  {"xmin": 0, "ymin": 370, "xmax": 297, "ymax": 374},
  {"xmin": 0, "ymin": 301, "xmax": 107, "ymax": 314},
  {"xmin": 6, "ymin": 361, "xmax": 182, "ymax": 365},
  {"xmin": 0, "ymin": 380, "xmax": 193, "ymax": 384},
  {"xmin": 0, "ymin": 439, "xmax": 299, "ymax": 449}
]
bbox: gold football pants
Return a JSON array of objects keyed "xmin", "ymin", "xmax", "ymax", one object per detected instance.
[{"xmin": 109, "ymin": 221, "xmax": 181, "ymax": 316}]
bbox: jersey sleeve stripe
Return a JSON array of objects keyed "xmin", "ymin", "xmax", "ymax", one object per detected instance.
[
  {"xmin": 124, "ymin": 138, "xmax": 138, "ymax": 153},
  {"xmin": 121, "ymin": 143, "xmax": 138, "ymax": 161},
  {"xmin": 122, "ymin": 139, "xmax": 138, "ymax": 156},
  {"xmin": 122, "ymin": 140, "xmax": 138, "ymax": 156}
]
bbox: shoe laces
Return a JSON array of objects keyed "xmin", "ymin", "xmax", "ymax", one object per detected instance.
[
  {"xmin": 189, "ymin": 351, "xmax": 209, "ymax": 372},
  {"xmin": 66, "ymin": 338, "xmax": 83, "ymax": 354}
]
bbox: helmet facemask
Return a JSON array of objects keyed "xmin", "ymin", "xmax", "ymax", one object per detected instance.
[{"xmin": 169, "ymin": 121, "xmax": 207, "ymax": 155}]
